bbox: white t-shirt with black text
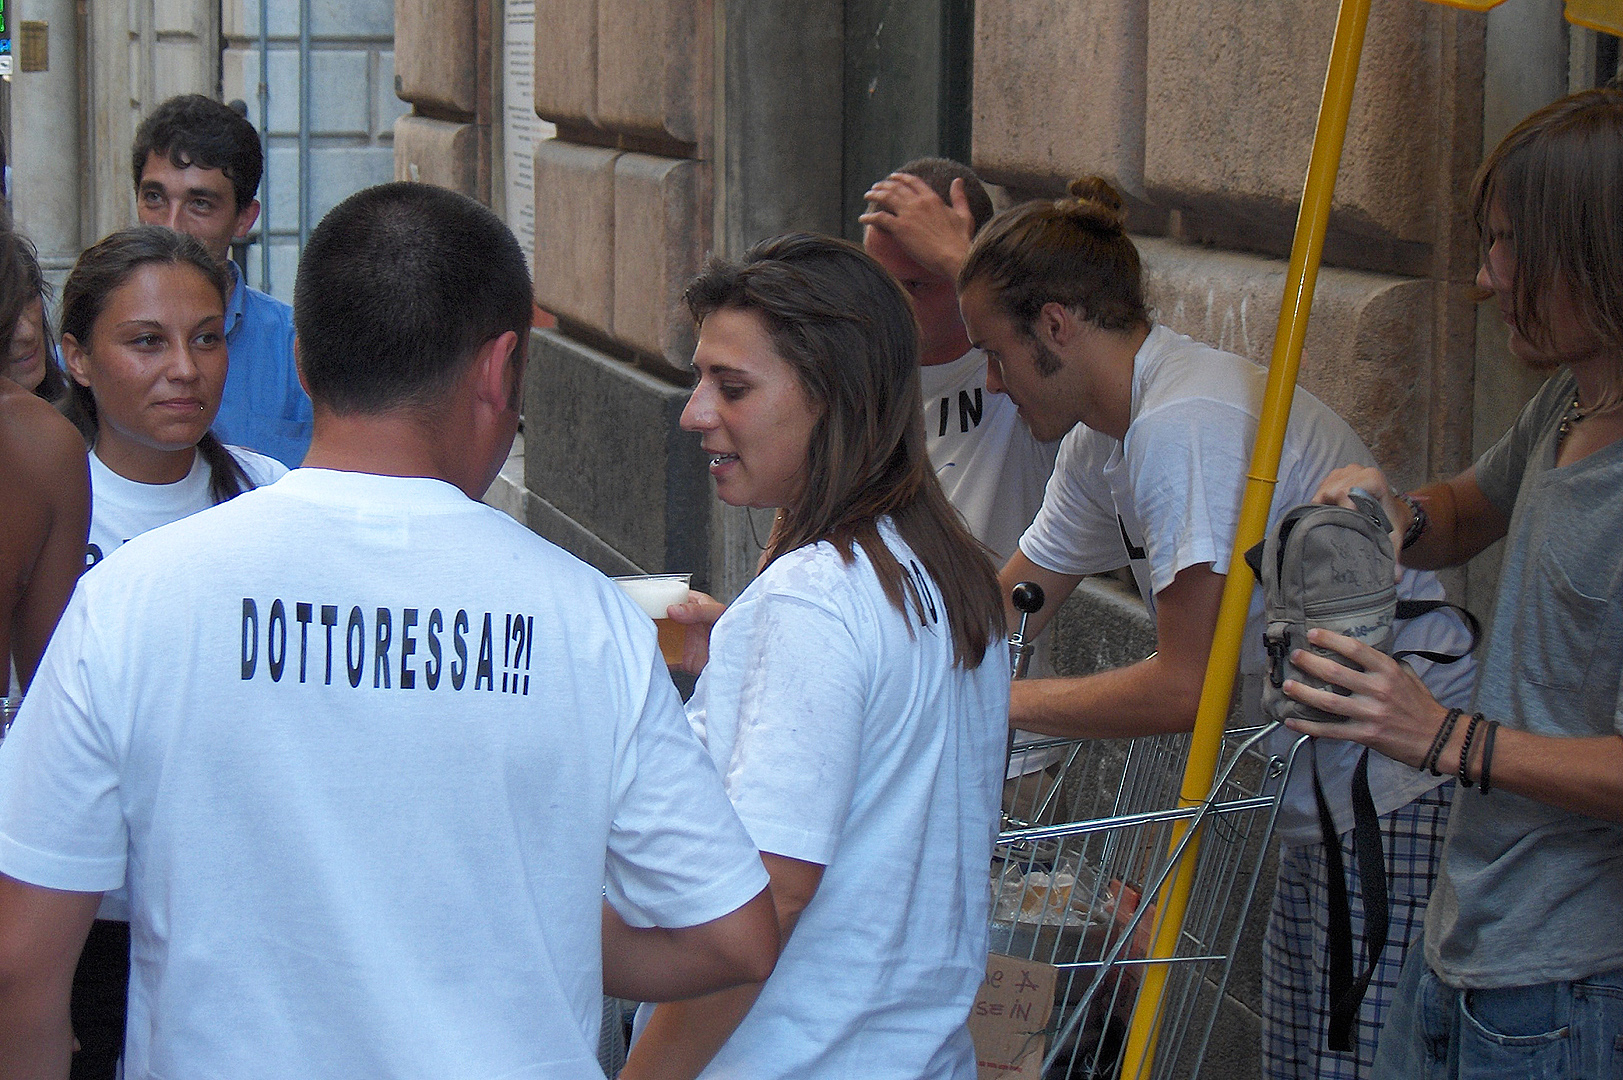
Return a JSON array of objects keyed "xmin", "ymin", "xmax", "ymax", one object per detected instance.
[
  {"xmin": 921, "ymin": 348, "xmax": 1058, "ymax": 568},
  {"xmin": 0, "ymin": 468, "xmax": 768, "ymax": 1079}
]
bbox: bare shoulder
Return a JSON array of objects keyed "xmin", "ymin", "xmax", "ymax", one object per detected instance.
[{"xmin": 0, "ymin": 386, "xmax": 87, "ymax": 489}]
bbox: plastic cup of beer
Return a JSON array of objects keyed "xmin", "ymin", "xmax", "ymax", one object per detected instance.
[{"xmin": 613, "ymin": 573, "xmax": 693, "ymax": 666}]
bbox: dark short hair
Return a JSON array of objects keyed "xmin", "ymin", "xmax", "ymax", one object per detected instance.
[
  {"xmin": 889, "ymin": 157, "xmax": 996, "ymax": 234},
  {"xmin": 132, "ymin": 94, "xmax": 264, "ymax": 213},
  {"xmin": 294, "ymin": 182, "xmax": 533, "ymax": 415}
]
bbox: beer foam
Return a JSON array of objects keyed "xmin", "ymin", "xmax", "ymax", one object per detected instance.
[{"xmin": 613, "ymin": 575, "xmax": 691, "ymax": 620}]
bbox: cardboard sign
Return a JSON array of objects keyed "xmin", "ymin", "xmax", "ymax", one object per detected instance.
[{"xmin": 968, "ymin": 953, "xmax": 1057, "ymax": 1078}]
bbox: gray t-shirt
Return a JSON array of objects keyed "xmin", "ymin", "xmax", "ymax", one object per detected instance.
[{"xmin": 1425, "ymin": 370, "xmax": 1623, "ymax": 988}]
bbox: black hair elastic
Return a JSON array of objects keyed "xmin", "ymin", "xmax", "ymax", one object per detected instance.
[
  {"xmin": 1478, "ymin": 720, "xmax": 1500, "ymax": 795},
  {"xmin": 1457, "ymin": 712, "xmax": 1486, "ymax": 789},
  {"xmin": 1423, "ymin": 708, "xmax": 1463, "ymax": 777}
]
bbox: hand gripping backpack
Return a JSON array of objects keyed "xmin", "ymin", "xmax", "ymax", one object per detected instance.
[{"xmin": 1244, "ymin": 489, "xmax": 1478, "ymax": 1052}]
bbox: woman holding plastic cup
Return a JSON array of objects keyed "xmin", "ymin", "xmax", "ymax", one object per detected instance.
[{"xmin": 620, "ymin": 234, "xmax": 1009, "ymax": 1080}]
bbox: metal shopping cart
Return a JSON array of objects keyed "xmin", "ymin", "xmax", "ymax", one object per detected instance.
[{"xmin": 990, "ymin": 722, "xmax": 1306, "ymax": 1079}]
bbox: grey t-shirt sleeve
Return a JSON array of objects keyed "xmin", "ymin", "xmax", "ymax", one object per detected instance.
[{"xmin": 1473, "ymin": 371, "xmax": 1575, "ymax": 518}]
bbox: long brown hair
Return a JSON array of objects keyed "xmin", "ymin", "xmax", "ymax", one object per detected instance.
[
  {"xmin": 685, "ymin": 233, "xmax": 1005, "ymax": 668},
  {"xmin": 1472, "ymin": 86, "xmax": 1623, "ymax": 407},
  {"xmin": 0, "ymin": 228, "xmax": 66, "ymax": 402},
  {"xmin": 958, "ymin": 176, "xmax": 1149, "ymax": 337},
  {"xmin": 61, "ymin": 225, "xmax": 251, "ymax": 504}
]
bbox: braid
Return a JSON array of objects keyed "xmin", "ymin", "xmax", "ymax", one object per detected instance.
[{"xmin": 197, "ymin": 432, "xmax": 253, "ymax": 504}]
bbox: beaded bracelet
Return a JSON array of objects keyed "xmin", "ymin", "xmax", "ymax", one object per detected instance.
[
  {"xmin": 1478, "ymin": 720, "xmax": 1500, "ymax": 795},
  {"xmin": 1457, "ymin": 712, "xmax": 1486, "ymax": 789},
  {"xmin": 1422, "ymin": 708, "xmax": 1463, "ymax": 777}
]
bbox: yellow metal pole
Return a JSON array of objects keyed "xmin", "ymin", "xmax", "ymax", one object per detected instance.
[{"xmin": 1116, "ymin": 0, "xmax": 1372, "ymax": 1075}]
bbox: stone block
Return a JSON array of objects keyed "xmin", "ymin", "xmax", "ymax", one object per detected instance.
[
  {"xmin": 523, "ymin": 329, "xmax": 711, "ymax": 583},
  {"xmin": 1048, "ymin": 576, "xmax": 1155, "ymax": 679},
  {"xmin": 613, "ymin": 154, "xmax": 705, "ymax": 369},
  {"xmin": 595, "ymin": 0, "xmax": 705, "ymax": 147},
  {"xmin": 971, "ymin": 0, "xmax": 1146, "ymax": 195},
  {"xmin": 534, "ymin": 0, "xmax": 597, "ymax": 127},
  {"xmin": 1138, "ymin": 236, "xmax": 1439, "ymax": 490},
  {"xmin": 533, "ymin": 139, "xmax": 620, "ymax": 334},
  {"xmin": 395, "ymin": 0, "xmax": 479, "ymax": 120},
  {"xmin": 375, "ymin": 51, "xmax": 411, "ymax": 137},
  {"xmin": 1144, "ymin": 0, "xmax": 1472, "ymax": 270},
  {"xmin": 393, "ymin": 115, "xmax": 480, "ymax": 198}
]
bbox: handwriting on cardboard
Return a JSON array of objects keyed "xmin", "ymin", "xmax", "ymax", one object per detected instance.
[{"xmin": 967, "ymin": 952, "xmax": 1057, "ymax": 1079}]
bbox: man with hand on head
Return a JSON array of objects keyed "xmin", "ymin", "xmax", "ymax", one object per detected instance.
[
  {"xmin": 861, "ymin": 159, "xmax": 1058, "ymax": 568},
  {"xmin": 0, "ymin": 182, "xmax": 778, "ymax": 1079},
  {"xmin": 862, "ymin": 161, "xmax": 1062, "ymax": 816},
  {"xmin": 133, "ymin": 94, "xmax": 311, "ymax": 467}
]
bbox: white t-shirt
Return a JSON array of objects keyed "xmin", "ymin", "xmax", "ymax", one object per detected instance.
[
  {"xmin": 83, "ymin": 443, "xmax": 287, "ymax": 922},
  {"xmin": 1020, "ymin": 326, "xmax": 1477, "ymax": 842},
  {"xmin": 678, "ymin": 520, "xmax": 1009, "ymax": 1079},
  {"xmin": 923, "ymin": 348, "xmax": 1061, "ymax": 762},
  {"xmin": 86, "ymin": 443, "xmax": 287, "ymax": 570},
  {"xmin": 0, "ymin": 468, "xmax": 768, "ymax": 1080},
  {"xmin": 921, "ymin": 348, "xmax": 1059, "ymax": 568}
]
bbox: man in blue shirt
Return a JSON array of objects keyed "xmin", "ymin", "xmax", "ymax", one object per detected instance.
[{"xmin": 132, "ymin": 95, "xmax": 311, "ymax": 468}]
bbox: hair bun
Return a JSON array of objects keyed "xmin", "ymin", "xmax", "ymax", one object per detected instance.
[{"xmin": 1063, "ymin": 176, "xmax": 1127, "ymax": 233}]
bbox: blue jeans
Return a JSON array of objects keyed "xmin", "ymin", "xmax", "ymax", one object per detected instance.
[{"xmin": 1373, "ymin": 950, "xmax": 1623, "ymax": 1079}]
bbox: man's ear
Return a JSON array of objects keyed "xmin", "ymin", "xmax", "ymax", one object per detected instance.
[
  {"xmin": 1036, "ymin": 301, "xmax": 1076, "ymax": 349},
  {"xmin": 473, "ymin": 331, "xmax": 522, "ymax": 409},
  {"xmin": 232, "ymin": 198, "xmax": 262, "ymax": 243},
  {"xmin": 61, "ymin": 333, "xmax": 92, "ymax": 387},
  {"xmin": 294, "ymin": 336, "xmax": 310, "ymax": 396}
]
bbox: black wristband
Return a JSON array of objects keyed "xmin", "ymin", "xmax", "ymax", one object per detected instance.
[
  {"xmin": 1396, "ymin": 491, "xmax": 1429, "ymax": 551},
  {"xmin": 1423, "ymin": 708, "xmax": 1463, "ymax": 776},
  {"xmin": 1457, "ymin": 711, "xmax": 1485, "ymax": 788},
  {"xmin": 1478, "ymin": 720, "xmax": 1499, "ymax": 795}
]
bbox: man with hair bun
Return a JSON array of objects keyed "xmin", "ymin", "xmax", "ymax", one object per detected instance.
[
  {"xmin": 957, "ymin": 177, "xmax": 1477, "ymax": 1079},
  {"xmin": 0, "ymin": 182, "xmax": 779, "ymax": 1078}
]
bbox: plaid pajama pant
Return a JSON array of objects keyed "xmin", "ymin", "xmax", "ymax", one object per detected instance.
[{"xmin": 1261, "ymin": 781, "xmax": 1454, "ymax": 1080}]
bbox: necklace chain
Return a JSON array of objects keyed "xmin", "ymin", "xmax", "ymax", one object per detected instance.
[{"xmin": 1557, "ymin": 391, "xmax": 1584, "ymax": 449}]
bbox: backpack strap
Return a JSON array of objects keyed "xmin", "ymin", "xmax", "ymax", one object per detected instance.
[
  {"xmin": 1310, "ymin": 743, "xmax": 1389, "ymax": 1053},
  {"xmin": 1391, "ymin": 599, "xmax": 1482, "ymax": 665}
]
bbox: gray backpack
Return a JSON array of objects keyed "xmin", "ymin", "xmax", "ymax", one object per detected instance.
[
  {"xmin": 1246, "ymin": 490, "xmax": 1476, "ymax": 716},
  {"xmin": 1243, "ymin": 489, "xmax": 1477, "ymax": 1051}
]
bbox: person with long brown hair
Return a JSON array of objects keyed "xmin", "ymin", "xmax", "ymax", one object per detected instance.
[
  {"xmin": 54, "ymin": 224, "xmax": 285, "ymax": 1080},
  {"xmin": 61, "ymin": 226, "xmax": 286, "ymax": 571},
  {"xmin": 0, "ymin": 228, "xmax": 68, "ymax": 402},
  {"xmin": 1284, "ymin": 85, "xmax": 1623, "ymax": 1079},
  {"xmin": 623, "ymin": 233, "xmax": 1009, "ymax": 1080}
]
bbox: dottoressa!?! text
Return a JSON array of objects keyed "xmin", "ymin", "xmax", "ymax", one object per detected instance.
[{"xmin": 240, "ymin": 599, "xmax": 537, "ymax": 695}]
